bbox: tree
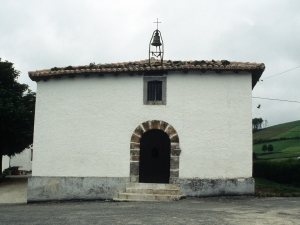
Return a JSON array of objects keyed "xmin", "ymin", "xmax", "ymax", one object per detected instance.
[
  {"xmin": 0, "ymin": 58, "xmax": 35, "ymax": 174},
  {"xmin": 264, "ymin": 120, "xmax": 268, "ymax": 128},
  {"xmin": 262, "ymin": 144, "xmax": 267, "ymax": 153},
  {"xmin": 252, "ymin": 118, "xmax": 263, "ymax": 131},
  {"xmin": 267, "ymin": 144, "xmax": 274, "ymax": 153}
]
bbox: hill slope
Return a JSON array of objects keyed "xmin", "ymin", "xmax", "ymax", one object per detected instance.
[
  {"xmin": 253, "ymin": 120, "xmax": 300, "ymax": 141},
  {"xmin": 253, "ymin": 120, "xmax": 300, "ymax": 160}
]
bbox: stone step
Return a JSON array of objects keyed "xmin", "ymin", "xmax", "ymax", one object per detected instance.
[
  {"xmin": 126, "ymin": 183, "xmax": 180, "ymax": 190},
  {"xmin": 115, "ymin": 193, "xmax": 184, "ymax": 201},
  {"xmin": 113, "ymin": 198, "xmax": 159, "ymax": 202},
  {"xmin": 126, "ymin": 188, "xmax": 180, "ymax": 195}
]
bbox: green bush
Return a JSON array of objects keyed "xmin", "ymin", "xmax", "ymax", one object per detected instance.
[{"xmin": 253, "ymin": 159, "xmax": 300, "ymax": 185}]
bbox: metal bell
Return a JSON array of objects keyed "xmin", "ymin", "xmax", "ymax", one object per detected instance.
[{"xmin": 151, "ymin": 30, "xmax": 162, "ymax": 46}]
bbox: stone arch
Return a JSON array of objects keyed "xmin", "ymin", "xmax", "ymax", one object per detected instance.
[{"xmin": 130, "ymin": 120, "xmax": 181, "ymax": 184}]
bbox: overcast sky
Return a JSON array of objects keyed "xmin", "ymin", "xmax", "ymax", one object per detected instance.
[{"xmin": 1, "ymin": 0, "xmax": 300, "ymax": 127}]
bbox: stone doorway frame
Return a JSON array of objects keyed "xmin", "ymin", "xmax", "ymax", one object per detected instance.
[{"xmin": 130, "ymin": 120, "xmax": 181, "ymax": 184}]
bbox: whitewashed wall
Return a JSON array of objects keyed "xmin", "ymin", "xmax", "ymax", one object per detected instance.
[
  {"xmin": 10, "ymin": 148, "xmax": 32, "ymax": 171},
  {"xmin": 2, "ymin": 156, "xmax": 10, "ymax": 172},
  {"xmin": 33, "ymin": 71, "xmax": 252, "ymax": 179}
]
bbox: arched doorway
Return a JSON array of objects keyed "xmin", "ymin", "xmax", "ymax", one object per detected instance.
[
  {"xmin": 130, "ymin": 120, "xmax": 181, "ymax": 184},
  {"xmin": 139, "ymin": 129, "xmax": 170, "ymax": 183}
]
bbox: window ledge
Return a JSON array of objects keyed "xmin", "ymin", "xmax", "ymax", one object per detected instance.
[{"xmin": 146, "ymin": 101, "xmax": 164, "ymax": 105}]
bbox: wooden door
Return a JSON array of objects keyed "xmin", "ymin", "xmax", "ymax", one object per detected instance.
[{"xmin": 139, "ymin": 129, "xmax": 170, "ymax": 183}]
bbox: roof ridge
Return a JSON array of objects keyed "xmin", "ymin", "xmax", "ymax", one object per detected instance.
[{"xmin": 28, "ymin": 59, "xmax": 265, "ymax": 83}]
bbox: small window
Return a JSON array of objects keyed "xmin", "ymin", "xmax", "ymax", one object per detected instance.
[
  {"xmin": 147, "ymin": 81, "xmax": 162, "ymax": 101},
  {"xmin": 143, "ymin": 76, "xmax": 166, "ymax": 105}
]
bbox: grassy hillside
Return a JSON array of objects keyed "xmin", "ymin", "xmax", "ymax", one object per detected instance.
[
  {"xmin": 253, "ymin": 120, "xmax": 300, "ymax": 160},
  {"xmin": 272, "ymin": 126, "xmax": 300, "ymax": 139},
  {"xmin": 253, "ymin": 139, "xmax": 300, "ymax": 160},
  {"xmin": 253, "ymin": 120, "xmax": 300, "ymax": 141}
]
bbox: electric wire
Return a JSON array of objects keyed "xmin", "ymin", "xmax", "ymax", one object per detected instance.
[
  {"xmin": 255, "ymin": 66, "xmax": 300, "ymax": 105},
  {"xmin": 253, "ymin": 97, "xmax": 300, "ymax": 104},
  {"xmin": 261, "ymin": 65, "xmax": 300, "ymax": 80}
]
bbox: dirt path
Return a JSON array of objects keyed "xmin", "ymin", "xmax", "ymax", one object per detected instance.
[{"xmin": 0, "ymin": 175, "xmax": 30, "ymax": 204}]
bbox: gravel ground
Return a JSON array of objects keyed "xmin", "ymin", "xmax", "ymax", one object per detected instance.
[
  {"xmin": 0, "ymin": 197, "xmax": 299, "ymax": 224},
  {"xmin": 0, "ymin": 175, "xmax": 30, "ymax": 204}
]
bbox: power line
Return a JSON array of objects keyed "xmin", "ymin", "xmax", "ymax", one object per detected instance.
[
  {"xmin": 253, "ymin": 97, "xmax": 300, "ymax": 104},
  {"xmin": 261, "ymin": 65, "xmax": 300, "ymax": 80}
]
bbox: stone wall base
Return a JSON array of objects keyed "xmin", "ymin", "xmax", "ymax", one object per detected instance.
[
  {"xmin": 177, "ymin": 177, "xmax": 254, "ymax": 197},
  {"xmin": 27, "ymin": 176, "xmax": 129, "ymax": 203},
  {"xmin": 27, "ymin": 176, "xmax": 254, "ymax": 202}
]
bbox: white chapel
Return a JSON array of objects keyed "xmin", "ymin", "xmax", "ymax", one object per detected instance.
[{"xmin": 27, "ymin": 25, "xmax": 265, "ymax": 202}]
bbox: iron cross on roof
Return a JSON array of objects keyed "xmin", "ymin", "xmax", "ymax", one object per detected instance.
[{"xmin": 153, "ymin": 18, "xmax": 161, "ymax": 30}]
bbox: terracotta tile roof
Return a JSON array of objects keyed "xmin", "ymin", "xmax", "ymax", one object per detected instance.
[{"xmin": 28, "ymin": 59, "xmax": 265, "ymax": 88}]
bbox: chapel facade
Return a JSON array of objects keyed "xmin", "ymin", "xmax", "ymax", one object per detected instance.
[{"xmin": 27, "ymin": 26, "xmax": 265, "ymax": 202}]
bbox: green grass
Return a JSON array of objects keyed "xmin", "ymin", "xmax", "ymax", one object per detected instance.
[
  {"xmin": 253, "ymin": 120, "xmax": 300, "ymax": 196},
  {"xmin": 255, "ymin": 178, "xmax": 300, "ymax": 197},
  {"xmin": 253, "ymin": 139, "xmax": 300, "ymax": 160},
  {"xmin": 253, "ymin": 120, "xmax": 300, "ymax": 141},
  {"xmin": 271, "ymin": 125, "xmax": 300, "ymax": 139}
]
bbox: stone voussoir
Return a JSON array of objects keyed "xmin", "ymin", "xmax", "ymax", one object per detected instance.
[
  {"xmin": 130, "ymin": 134, "xmax": 140, "ymax": 143},
  {"xmin": 165, "ymin": 125, "xmax": 177, "ymax": 137},
  {"xmin": 170, "ymin": 134, "xmax": 179, "ymax": 142},
  {"xmin": 160, "ymin": 121, "xmax": 169, "ymax": 132},
  {"xmin": 130, "ymin": 149, "xmax": 140, "ymax": 156},
  {"xmin": 130, "ymin": 143, "xmax": 140, "ymax": 150},
  {"xmin": 130, "ymin": 155, "xmax": 140, "ymax": 161},
  {"xmin": 134, "ymin": 125, "xmax": 144, "ymax": 136},
  {"xmin": 141, "ymin": 121, "xmax": 150, "ymax": 131},
  {"xmin": 151, "ymin": 120, "xmax": 161, "ymax": 129}
]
